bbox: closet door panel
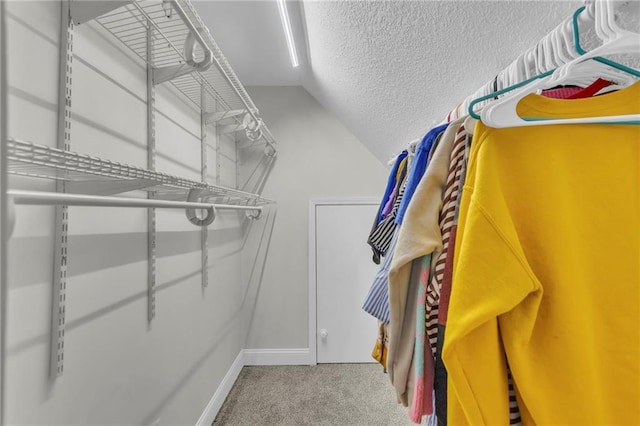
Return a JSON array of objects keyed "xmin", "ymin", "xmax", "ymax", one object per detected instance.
[{"xmin": 315, "ymin": 203, "xmax": 379, "ymax": 363}]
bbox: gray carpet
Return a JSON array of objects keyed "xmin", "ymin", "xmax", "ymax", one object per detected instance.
[{"xmin": 213, "ymin": 364, "xmax": 415, "ymax": 425}]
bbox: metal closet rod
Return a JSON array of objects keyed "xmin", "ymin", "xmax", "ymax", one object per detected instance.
[{"xmin": 8, "ymin": 190, "xmax": 263, "ymax": 211}]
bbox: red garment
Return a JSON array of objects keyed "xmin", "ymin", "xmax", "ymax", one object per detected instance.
[
  {"xmin": 566, "ymin": 78, "xmax": 613, "ymax": 99},
  {"xmin": 437, "ymin": 226, "xmax": 456, "ymax": 325},
  {"xmin": 541, "ymin": 86, "xmax": 582, "ymax": 99},
  {"xmin": 541, "ymin": 78, "xmax": 614, "ymax": 100}
]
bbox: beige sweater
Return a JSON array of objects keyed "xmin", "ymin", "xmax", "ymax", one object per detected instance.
[{"xmin": 387, "ymin": 117, "xmax": 465, "ymax": 406}]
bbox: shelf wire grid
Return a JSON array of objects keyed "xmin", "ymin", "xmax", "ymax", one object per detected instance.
[
  {"xmin": 7, "ymin": 138, "xmax": 275, "ymax": 207},
  {"xmin": 95, "ymin": 0, "xmax": 276, "ymax": 147}
]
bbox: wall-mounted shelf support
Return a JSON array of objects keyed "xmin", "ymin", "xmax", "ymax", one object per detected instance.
[
  {"xmin": 7, "ymin": 0, "xmax": 277, "ymax": 379},
  {"xmin": 146, "ymin": 23, "xmax": 157, "ymax": 324},
  {"xmin": 70, "ymin": 0, "xmax": 132, "ymax": 25},
  {"xmin": 200, "ymin": 85, "xmax": 209, "ymax": 289},
  {"xmin": 219, "ymin": 123, "xmax": 247, "ymax": 135},
  {"xmin": 50, "ymin": 0, "xmax": 73, "ymax": 378},
  {"xmin": 66, "ymin": 179, "xmax": 160, "ymax": 196},
  {"xmin": 96, "ymin": 0, "xmax": 277, "ymax": 154},
  {"xmin": 205, "ymin": 109, "xmax": 245, "ymax": 125}
]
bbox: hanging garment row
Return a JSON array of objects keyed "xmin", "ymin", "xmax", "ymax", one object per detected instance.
[{"xmin": 362, "ymin": 1, "xmax": 639, "ymax": 424}]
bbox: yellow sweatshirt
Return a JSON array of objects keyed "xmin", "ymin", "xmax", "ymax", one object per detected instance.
[{"xmin": 443, "ymin": 82, "xmax": 640, "ymax": 425}]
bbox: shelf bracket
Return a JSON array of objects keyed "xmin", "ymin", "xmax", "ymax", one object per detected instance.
[
  {"xmin": 204, "ymin": 109, "xmax": 245, "ymax": 125},
  {"xmin": 69, "ymin": 0, "xmax": 132, "ymax": 25},
  {"xmin": 66, "ymin": 179, "xmax": 159, "ymax": 196},
  {"xmin": 219, "ymin": 123, "xmax": 247, "ymax": 135},
  {"xmin": 153, "ymin": 63, "xmax": 197, "ymax": 85}
]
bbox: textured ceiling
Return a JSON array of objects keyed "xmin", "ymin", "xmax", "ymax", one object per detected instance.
[
  {"xmin": 196, "ymin": 1, "xmax": 592, "ymax": 163},
  {"xmin": 299, "ymin": 0, "xmax": 585, "ymax": 163}
]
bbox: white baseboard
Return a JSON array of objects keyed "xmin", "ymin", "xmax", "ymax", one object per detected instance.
[
  {"xmin": 243, "ymin": 348, "xmax": 310, "ymax": 366},
  {"xmin": 196, "ymin": 350, "xmax": 245, "ymax": 426},
  {"xmin": 196, "ymin": 348, "xmax": 311, "ymax": 425}
]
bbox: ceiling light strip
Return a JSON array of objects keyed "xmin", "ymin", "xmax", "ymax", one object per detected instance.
[{"xmin": 277, "ymin": 0, "xmax": 299, "ymax": 68}]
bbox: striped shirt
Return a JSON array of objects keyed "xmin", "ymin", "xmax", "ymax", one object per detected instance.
[
  {"xmin": 361, "ymin": 228, "xmax": 400, "ymax": 324},
  {"xmin": 427, "ymin": 125, "xmax": 468, "ymax": 353},
  {"xmin": 431, "ymin": 124, "xmax": 469, "ymax": 424},
  {"xmin": 367, "ymin": 173, "xmax": 408, "ymax": 258}
]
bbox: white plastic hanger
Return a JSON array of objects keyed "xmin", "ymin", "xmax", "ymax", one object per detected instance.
[
  {"xmin": 466, "ymin": 6, "xmax": 593, "ymax": 120},
  {"xmin": 480, "ymin": 0, "xmax": 640, "ymax": 128}
]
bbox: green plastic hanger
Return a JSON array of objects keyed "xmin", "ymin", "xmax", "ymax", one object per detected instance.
[
  {"xmin": 468, "ymin": 5, "xmax": 639, "ymax": 120},
  {"xmin": 573, "ymin": 6, "xmax": 640, "ymax": 77}
]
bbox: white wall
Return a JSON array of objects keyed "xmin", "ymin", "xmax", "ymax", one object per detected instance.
[
  {"xmin": 3, "ymin": 3, "xmax": 388, "ymax": 423},
  {"xmin": 0, "ymin": 2, "xmax": 7, "ymax": 423},
  {"xmin": 244, "ymin": 86, "xmax": 388, "ymax": 350},
  {"xmin": 4, "ymin": 2, "xmax": 268, "ymax": 424}
]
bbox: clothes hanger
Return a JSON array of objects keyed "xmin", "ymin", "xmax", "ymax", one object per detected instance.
[
  {"xmin": 480, "ymin": 39, "xmax": 640, "ymax": 126},
  {"xmin": 540, "ymin": 33, "xmax": 556, "ymax": 72},
  {"xmin": 503, "ymin": 6, "xmax": 599, "ymax": 96},
  {"xmin": 553, "ymin": 3, "xmax": 636, "ymax": 88},
  {"xmin": 510, "ymin": 54, "xmax": 524, "ymax": 83},
  {"xmin": 468, "ymin": 4, "xmax": 616, "ymax": 120},
  {"xmin": 469, "ymin": 1, "xmax": 640, "ymax": 126},
  {"xmin": 575, "ymin": 1, "xmax": 640, "ymax": 78},
  {"xmin": 464, "ymin": 17, "xmax": 564, "ymax": 120},
  {"xmin": 552, "ymin": 21, "xmax": 573, "ymax": 65},
  {"xmin": 454, "ymin": 10, "xmax": 580, "ymax": 123}
]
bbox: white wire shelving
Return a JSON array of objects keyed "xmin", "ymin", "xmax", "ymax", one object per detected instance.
[
  {"xmin": 4, "ymin": 0, "xmax": 279, "ymax": 379},
  {"xmin": 7, "ymin": 138, "xmax": 274, "ymax": 208},
  {"xmin": 95, "ymin": 0, "xmax": 276, "ymax": 152}
]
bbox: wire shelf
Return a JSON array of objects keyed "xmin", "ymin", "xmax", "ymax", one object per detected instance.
[
  {"xmin": 95, "ymin": 0, "xmax": 276, "ymax": 147},
  {"xmin": 7, "ymin": 138, "xmax": 275, "ymax": 207}
]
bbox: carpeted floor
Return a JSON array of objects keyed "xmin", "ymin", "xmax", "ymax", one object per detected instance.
[{"xmin": 213, "ymin": 363, "xmax": 415, "ymax": 425}]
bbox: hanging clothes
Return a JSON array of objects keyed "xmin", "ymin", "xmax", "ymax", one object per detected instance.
[
  {"xmin": 380, "ymin": 158, "xmax": 407, "ymax": 218},
  {"xmin": 386, "ymin": 117, "xmax": 464, "ymax": 408},
  {"xmin": 408, "ymin": 252, "xmax": 434, "ymax": 423},
  {"xmin": 362, "ymin": 228, "xmax": 401, "ymax": 324},
  {"xmin": 363, "ymin": 126, "xmax": 445, "ymax": 328},
  {"xmin": 367, "ymin": 152, "xmax": 408, "ymax": 263},
  {"xmin": 371, "ymin": 320, "xmax": 390, "ymax": 369},
  {"xmin": 367, "ymin": 157, "xmax": 409, "ymax": 261},
  {"xmin": 409, "ymin": 118, "xmax": 483, "ymax": 425},
  {"xmin": 395, "ymin": 123, "xmax": 449, "ymax": 226},
  {"xmin": 443, "ymin": 82, "xmax": 640, "ymax": 425},
  {"xmin": 429, "ymin": 123, "xmax": 471, "ymax": 425}
]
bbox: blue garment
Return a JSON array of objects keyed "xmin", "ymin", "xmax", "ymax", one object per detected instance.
[
  {"xmin": 377, "ymin": 150, "xmax": 408, "ymax": 223},
  {"xmin": 395, "ymin": 123, "xmax": 449, "ymax": 225}
]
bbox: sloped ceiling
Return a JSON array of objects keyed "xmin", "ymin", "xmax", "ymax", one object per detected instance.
[{"xmin": 195, "ymin": 1, "xmax": 583, "ymax": 163}]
